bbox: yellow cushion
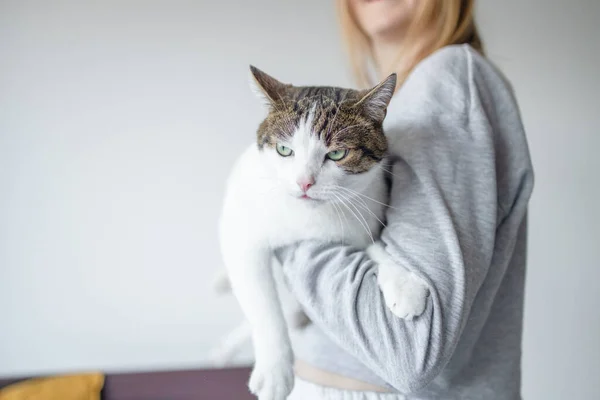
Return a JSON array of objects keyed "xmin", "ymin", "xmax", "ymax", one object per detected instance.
[{"xmin": 0, "ymin": 373, "xmax": 104, "ymax": 400}]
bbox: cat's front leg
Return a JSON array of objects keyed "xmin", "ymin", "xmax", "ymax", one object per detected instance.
[
  {"xmin": 224, "ymin": 246, "xmax": 294, "ymax": 400},
  {"xmin": 367, "ymin": 242, "xmax": 429, "ymax": 320}
]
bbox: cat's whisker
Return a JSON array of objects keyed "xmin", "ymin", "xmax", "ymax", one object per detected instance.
[
  {"xmin": 337, "ymin": 191, "xmax": 387, "ymax": 229},
  {"xmin": 375, "ymin": 164, "xmax": 404, "ymax": 181},
  {"xmin": 335, "ymin": 186, "xmax": 399, "ymax": 211},
  {"xmin": 336, "ymin": 187, "xmax": 377, "ymax": 210},
  {"xmin": 335, "ymin": 192, "xmax": 372, "ymax": 241},
  {"xmin": 331, "ymin": 192, "xmax": 374, "ymax": 244},
  {"xmin": 328, "ymin": 196, "xmax": 346, "ymax": 245},
  {"xmin": 336, "ymin": 189, "xmax": 372, "ymax": 212},
  {"xmin": 335, "ymin": 191, "xmax": 382, "ymax": 237},
  {"xmin": 337, "ymin": 188, "xmax": 369, "ymax": 209}
]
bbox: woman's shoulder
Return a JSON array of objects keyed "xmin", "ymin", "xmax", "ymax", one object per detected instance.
[
  {"xmin": 419, "ymin": 44, "xmax": 472, "ymax": 70},
  {"xmin": 391, "ymin": 44, "xmax": 517, "ymax": 117},
  {"xmin": 386, "ymin": 43, "xmax": 526, "ymax": 147},
  {"xmin": 411, "ymin": 44, "xmax": 514, "ymax": 95},
  {"xmin": 416, "ymin": 44, "xmax": 494, "ymax": 76}
]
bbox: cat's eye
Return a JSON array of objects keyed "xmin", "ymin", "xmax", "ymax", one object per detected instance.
[
  {"xmin": 276, "ymin": 144, "xmax": 293, "ymax": 157},
  {"xmin": 326, "ymin": 149, "xmax": 347, "ymax": 161}
]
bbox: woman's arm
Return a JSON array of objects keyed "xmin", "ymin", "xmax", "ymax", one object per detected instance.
[{"xmin": 277, "ymin": 45, "xmax": 534, "ymax": 393}]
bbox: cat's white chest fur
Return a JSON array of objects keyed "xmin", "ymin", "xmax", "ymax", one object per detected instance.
[{"xmin": 219, "ymin": 144, "xmax": 386, "ymax": 252}]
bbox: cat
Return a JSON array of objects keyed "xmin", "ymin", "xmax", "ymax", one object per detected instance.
[{"xmin": 217, "ymin": 66, "xmax": 429, "ymax": 400}]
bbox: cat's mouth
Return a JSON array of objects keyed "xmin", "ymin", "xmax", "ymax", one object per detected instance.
[
  {"xmin": 293, "ymin": 190, "xmax": 327, "ymax": 202},
  {"xmin": 297, "ymin": 193, "xmax": 323, "ymax": 202}
]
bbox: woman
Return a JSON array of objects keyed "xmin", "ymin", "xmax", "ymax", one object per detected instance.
[{"xmin": 279, "ymin": 0, "xmax": 534, "ymax": 399}]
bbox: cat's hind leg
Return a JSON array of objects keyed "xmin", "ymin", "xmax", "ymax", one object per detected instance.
[{"xmin": 223, "ymin": 245, "xmax": 294, "ymax": 400}]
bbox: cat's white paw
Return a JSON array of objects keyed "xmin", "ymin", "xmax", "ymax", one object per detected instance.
[
  {"xmin": 249, "ymin": 357, "xmax": 294, "ymax": 400},
  {"xmin": 379, "ymin": 271, "xmax": 429, "ymax": 320},
  {"xmin": 366, "ymin": 242, "xmax": 388, "ymax": 264}
]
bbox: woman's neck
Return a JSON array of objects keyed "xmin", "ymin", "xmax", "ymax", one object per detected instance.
[
  {"xmin": 372, "ymin": 39, "xmax": 404, "ymax": 78},
  {"xmin": 371, "ymin": 30, "xmax": 433, "ymax": 80}
]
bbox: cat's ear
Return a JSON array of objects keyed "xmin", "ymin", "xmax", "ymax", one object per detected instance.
[
  {"xmin": 355, "ymin": 73, "xmax": 397, "ymax": 122},
  {"xmin": 249, "ymin": 66, "xmax": 291, "ymax": 105}
]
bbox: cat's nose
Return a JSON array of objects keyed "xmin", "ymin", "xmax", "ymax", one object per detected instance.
[{"xmin": 297, "ymin": 177, "xmax": 315, "ymax": 192}]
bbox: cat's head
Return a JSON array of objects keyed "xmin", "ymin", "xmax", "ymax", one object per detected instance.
[{"xmin": 250, "ymin": 66, "xmax": 395, "ymax": 202}]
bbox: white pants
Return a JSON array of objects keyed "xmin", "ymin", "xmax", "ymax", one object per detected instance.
[{"xmin": 288, "ymin": 378, "xmax": 406, "ymax": 400}]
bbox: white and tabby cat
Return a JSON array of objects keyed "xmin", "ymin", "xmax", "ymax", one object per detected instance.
[{"xmin": 217, "ymin": 67, "xmax": 428, "ymax": 400}]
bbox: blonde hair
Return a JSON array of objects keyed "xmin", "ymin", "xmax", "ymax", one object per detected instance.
[{"xmin": 336, "ymin": 0, "xmax": 484, "ymax": 88}]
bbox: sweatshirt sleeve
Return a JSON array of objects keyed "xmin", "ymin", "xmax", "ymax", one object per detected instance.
[{"xmin": 277, "ymin": 45, "xmax": 534, "ymax": 393}]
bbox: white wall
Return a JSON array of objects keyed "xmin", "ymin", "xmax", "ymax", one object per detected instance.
[
  {"xmin": 0, "ymin": 0, "xmax": 349, "ymax": 377},
  {"xmin": 477, "ymin": 1, "xmax": 600, "ymax": 398},
  {"xmin": 1, "ymin": 0, "xmax": 598, "ymax": 399}
]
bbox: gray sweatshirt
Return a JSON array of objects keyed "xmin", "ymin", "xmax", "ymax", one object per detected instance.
[{"xmin": 277, "ymin": 44, "xmax": 534, "ymax": 399}]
